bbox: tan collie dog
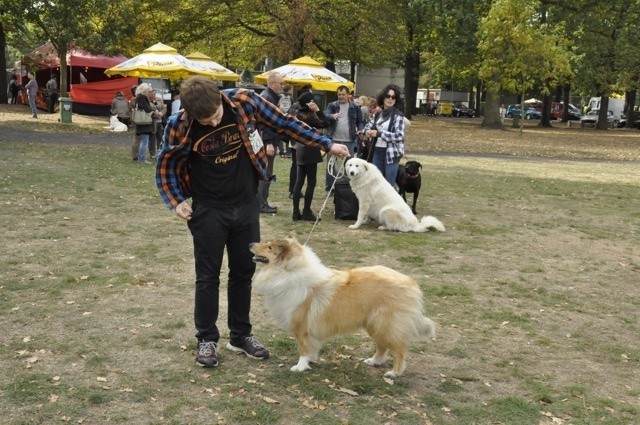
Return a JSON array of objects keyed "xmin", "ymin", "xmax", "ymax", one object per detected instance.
[{"xmin": 249, "ymin": 235, "xmax": 435, "ymax": 378}]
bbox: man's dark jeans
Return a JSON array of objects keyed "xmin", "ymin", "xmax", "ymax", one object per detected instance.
[{"xmin": 187, "ymin": 197, "xmax": 260, "ymax": 343}]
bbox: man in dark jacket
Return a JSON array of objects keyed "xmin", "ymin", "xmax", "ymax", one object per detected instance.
[
  {"xmin": 324, "ymin": 85, "xmax": 364, "ymax": 192},
  {"xmin": 256, "ymin": 72, "xmax": 284, "ymax": 214}
]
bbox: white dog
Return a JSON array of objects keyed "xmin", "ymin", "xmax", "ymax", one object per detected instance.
[
  {"xmin": 345, "ymin": 157, "xmax": 445, "ymax": 232},
  {"xmin": 106, "ymin": 115, "xmax": 128, "ymax": 132}
]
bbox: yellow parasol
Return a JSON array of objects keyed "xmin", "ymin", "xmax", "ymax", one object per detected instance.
[
  {"xmin": 104, "ymin": 43, "xmax": 216, "ymax": 79},
  {"xmin": 184, "ymin": 52, "xmax": 240, "ymax": 82},
  {"xmin": 254, "ymin": 56, "xmax": 355, "ymax": 92}
]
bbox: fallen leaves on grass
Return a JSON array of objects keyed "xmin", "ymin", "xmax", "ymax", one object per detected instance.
[{"xmin": 261, "ymin": 395, "xmax": 279, "ymax": 404}]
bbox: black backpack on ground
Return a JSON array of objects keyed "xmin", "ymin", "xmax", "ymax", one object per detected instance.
[{"xmin": 333, "ymin": 177, "xmax": 359, "ymax": 220}]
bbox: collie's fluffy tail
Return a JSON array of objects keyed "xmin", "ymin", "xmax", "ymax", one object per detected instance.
[
  {"xmin": 416, "ymin": 215, "xmax": 445, "ymax": 232},
  {"xmin": 421, "ymin": 317, "xmax": 436, "ymax": 338}
]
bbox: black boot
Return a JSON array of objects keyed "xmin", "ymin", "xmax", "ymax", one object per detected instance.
[{"xmin": 301, "ymin": 210, "xmax": 319, "ymax": 222}]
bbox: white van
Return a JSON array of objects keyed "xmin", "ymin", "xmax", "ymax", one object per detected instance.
[{"xmin": 588, "ymin": 97, "xmax": 625, "ymax": 121}]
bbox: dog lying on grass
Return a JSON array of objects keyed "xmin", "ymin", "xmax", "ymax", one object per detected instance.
[
  {"xmin": 105, "ymin": 115, "xmax": 128, "ymax": 132},
  {"xmin": 250, "ymin": 234, "xmax": 436, "ymax": 378}
]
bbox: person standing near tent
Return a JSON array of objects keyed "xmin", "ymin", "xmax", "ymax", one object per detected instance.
[
  {"xmin": 46, "ymin": 75, "xmax": 59, "ymax": 113},
  {"xmin": 134, "ymin": 83, "xmax": 159, "ymax": 165},
  {"xmin": 25, "ymin": 72, "xmax": 38, "ymax": 118},
  {"xmin": 150, "ymin": 91, "xmax": 167, "ymax": 158},
  {"xmin": 8, "ymin": 75, "xmax": 19, "ymax": 104},
  {"xmin": 111, "ymin": 91, "xmax": 131, "ymax": 127}
]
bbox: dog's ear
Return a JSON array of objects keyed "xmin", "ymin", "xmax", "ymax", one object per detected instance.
[
  {"xmin": 288, "ymin": 230, "xmax": 298, "ymax": 241},
  {"xmin": 270, "ymin": 241, "xmax": 286, "ymax": 259}
]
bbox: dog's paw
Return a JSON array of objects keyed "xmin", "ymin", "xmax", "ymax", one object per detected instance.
[
  {"xmin": 290, "ymin": 363, "xmax": 311, "ymax": 372},
  {"xmin": 348, "ymin": 224, "xmax": 360, "ymax": 229},
  {"xmin": 290, "ymin": 356, "xmax": 312, "ymax": 372},
  {"xmin": 364, "ymin": 357, "xmax": 385, "ymax": 366},
  {"xmin": 384, "ymin": 370, "xmax": 399, "ymax": 378},
  {"xmin": 377, "ymin": 225, "xmax": 388, "ymax": 231}
]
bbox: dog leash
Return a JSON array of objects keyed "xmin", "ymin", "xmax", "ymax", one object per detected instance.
[{"xmin": 303, "ymin": 156, "xmax": 347, "ymax": 246}]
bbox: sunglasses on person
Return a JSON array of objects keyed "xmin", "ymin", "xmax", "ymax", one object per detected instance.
[{"xmin": 385, "ymin": 94, "xmax": 396, "ymax": 100}]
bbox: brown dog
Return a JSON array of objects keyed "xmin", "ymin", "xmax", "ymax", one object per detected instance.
[{"xmin": 250, "ymin": 234, "xmax": 436, "ymax": 378}]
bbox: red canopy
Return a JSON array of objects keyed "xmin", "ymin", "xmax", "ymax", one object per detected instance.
[
  {"xmin": 23, "ymin": 42, "xmax": 128, "ymax": 69},
  {"xmin": 70, "ymin": 76, "xmax": 138, "ymax": 106}
]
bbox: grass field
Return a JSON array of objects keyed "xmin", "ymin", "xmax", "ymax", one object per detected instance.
[{"xmin": 1, "ymin": 113, "xmax": 639, "ymax": 424}]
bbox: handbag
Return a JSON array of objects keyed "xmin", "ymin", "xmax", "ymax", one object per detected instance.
[{"xmin": 131, "ymin": 108, "xmax": 153, "ymax": 125}]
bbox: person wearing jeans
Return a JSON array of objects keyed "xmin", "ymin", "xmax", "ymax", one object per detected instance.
[
  {"xmin": 25, "ymin": 73, "xmax": 39, "ymax": 118},
  {"xmin": 324, "ymin": 85, "xmax": 363, "ymax": 192},
  {"xmin": 134, "ymin": 83, "xmax": 158, "ymax": 165},
  {"xmin": 362, "ymin": 84, "xmax": 406, "ymax": 187}
]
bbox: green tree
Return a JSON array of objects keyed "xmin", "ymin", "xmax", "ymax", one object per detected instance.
[
  {"xmin": 570, "ymin": 0, "xmax": 640, "ymax": 129},
  {"xmin": 22, "ymin": 0, "xmax": 137, "ymax": 96},
  {"xmin": 477, "ymin": 0, "xmax": 571, "ymax": 128},
  {"xmin": 1, "ymin": 0, "xmax": 34, "ymax": 102}
]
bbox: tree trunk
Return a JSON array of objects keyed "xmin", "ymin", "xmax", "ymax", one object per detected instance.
[
  {"xmin": 561, "ymin": 83, "xmax": 571, "ymax": 122},
  {"xmin": 596, "ymin": 96, "xmax": 610, "ymax": 130},
  {"xmin": 58, "ymin": 46, "xmax": 69, "ymax": 97},
  {"xmin": 475, "ymin": 80, "xmax": 483, "ymax": 116},
  {"xmin": 404, "ymin": 50, "xmax": 420, "ymax": 119},
  {"xmin": 625, "ymin": 90, "xmax": 637, "ymax": 128},
  {"xmin": 539, "ymin": 93, "xmax": 552, "ymax": 127},
  {"xmin": 0, "ymin": 23, "xmax": 8, "ymax": 104},
  {"xmin": 481, "ymin": 87, "xmax": 503, "ymax": 129}
]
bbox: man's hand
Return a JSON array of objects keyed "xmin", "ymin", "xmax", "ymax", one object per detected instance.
[
  {"xmin": 329, "ymin": 144, "xmax": 350, "ymax": 159},
  {"xmin": 175, "ymin": 200, "xmax": 193, "ymax": 220},
  {"xmin": 266, "ymin": 144, "xmax": 275, "ymax": 157}
]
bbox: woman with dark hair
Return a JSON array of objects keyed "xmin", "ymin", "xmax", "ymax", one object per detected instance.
[
  {"xmin": 291, "ymin": 91, "xmax": 330, "ymax": 221},
  {"xmin": 361, "ymin": 84, "xmax": 406, "ymax": 186}
]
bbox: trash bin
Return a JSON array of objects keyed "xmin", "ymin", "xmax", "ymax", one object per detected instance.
[
  {"xmin": 512, "ymin": 114, "xmax": 520, "ymax": 127},
  {"xmin": 59, "ymin": 97, "xmax": 73, "ymax": 124}
]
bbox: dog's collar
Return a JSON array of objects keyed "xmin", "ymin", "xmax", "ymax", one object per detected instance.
[{"xmin": 407, "ymin": 171, "xmax": 420, "ymax": 179}]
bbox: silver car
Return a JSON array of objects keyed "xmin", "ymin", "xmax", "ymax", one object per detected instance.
[{"xmin": 580, "ymin": 109, "xmax": 616, "ymax": 128}]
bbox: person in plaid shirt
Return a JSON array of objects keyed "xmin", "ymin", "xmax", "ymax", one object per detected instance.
[{"xmin": 156, "ymin": 76, "xmax": 349, "ymax": 368}]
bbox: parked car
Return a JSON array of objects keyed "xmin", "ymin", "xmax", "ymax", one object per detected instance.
[
  {"xmin": 452, "ymin": 102, "xmax": 475, "ymax": 117},
  {"xmin": 620, "ymin": 113, "xmax": 640, "ymax": 129},
  {"xmin": 523, "ymin": 108, "xmax": 541, "ymax": 119},
  {"xmin": 505, "ymin": 104, "xmax": 541, "ymax": 119},
  {"xmin": 619, "ymin": 113, "xmax": 627, "ymax": 128},
  {"xmin": 505, "ymin": 104, "xmax": 521, "ymax": 118},
  {"xmin": 580, "ymin": 109, "xmax": 617, "ymax": 128},
  {"xmin": 551, "ymin": 102, "xmax": 581, "ymax": 120}
]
